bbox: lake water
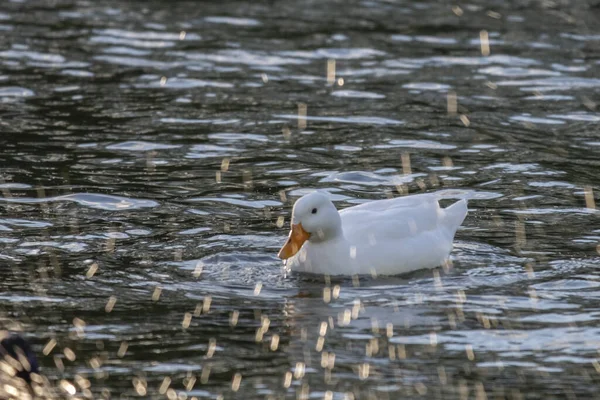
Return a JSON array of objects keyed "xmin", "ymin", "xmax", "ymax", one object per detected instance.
[{"xmin": 1, "ymin": 0, "xmax": 600, "ymax": 398}]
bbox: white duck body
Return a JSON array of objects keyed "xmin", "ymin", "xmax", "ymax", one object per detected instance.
[{"xmin": 282, "ymin": 191, "xmax": 468, "ymax": 276}]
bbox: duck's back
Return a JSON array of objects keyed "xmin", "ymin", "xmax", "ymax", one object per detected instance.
[
  {"xmin": 340, "ymin": 194, "xmax": 442, "ymax": 241},
  {"xmin": 339, "ymin": 195, "xmax": 467, "ymax": 275}
]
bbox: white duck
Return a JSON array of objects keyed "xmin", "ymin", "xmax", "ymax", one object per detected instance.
[{"xmin": 278, "ymin": 191, "xmax": 468, "ymax": 276}]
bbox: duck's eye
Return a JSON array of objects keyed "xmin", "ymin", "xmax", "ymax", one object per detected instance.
[{"xmin": 311, "ymin": 208, "xmax": 318, "ymax": 214}]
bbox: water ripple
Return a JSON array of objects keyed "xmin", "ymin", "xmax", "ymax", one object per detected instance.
[
  {"xmin": 94, "ymin": 55, "xmax": 180, "ymax": 68},
  {"xmin": 497, "ymin": 77, "xmax": 600, "ymax": 91},
  {"xmin": 180, "ymin": 50, "xmax": 310, "ymax": 66},
  {"xmin": 0, "ymin": 218, "xmax": 52, "ymax": 228},
  {"xmin": 331, "ymin": 90, "xmax": 385, "ymax": 99},
  {"xmin": 280, "ymin": 48, "xmax": 385, "ymax": 59},
  {"xmin": 402, "ymin": 82, "xmax": 450, "ymax": 91},
  {"xmin": 135, "ymin": 77, "xmax": 233, "ymax": 89},
  {"xmin": 385, "ymin": 55, "xmax": 539, "ymax": 68},
  {"xmin": 479, "ymin": 67, "xmax": 561, "ymax": 77},
  {"xmin": 106, "ymin": 141, "xmax": 182, "ymax": 151},
  {"xmin": 204, "ymin": 16, "xmax": 261, "ymax": 26},
  {"xmin": 510, "ymin": 115, "xmax": 565, "ymax": 125},
  {"xmin": 374, "ymin": 139, "xmax": 456, "ymax": 150},
  {"xmin": 273, "ymin": 114, "xmax": 403, "ymax": 125},
  {"xmin": 0, "ymin": 49, "xmax": 65, "ymax": 63},
  {"xmin": 320, "ymin": 171, "xmax": 422, "ymax": 186},
  {"xmin": 187, "ymin": 197, "xmax": 282, "ymax": 209},
  {"xmin": 0, "ymin": 87, "xmax": 34, "ymax": 97},
  {"xmin": 0, "ymin": 193, "xmax": 159, "ymax": 210}
]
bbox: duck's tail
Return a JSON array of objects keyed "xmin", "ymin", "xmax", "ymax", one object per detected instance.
[{"xmin": 441, "ymin": 199, "xmax": 468, "ymax": 235}]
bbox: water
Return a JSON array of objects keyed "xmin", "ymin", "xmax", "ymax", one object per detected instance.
[{"xmin": 1, "ymin": 0, "xmax": 600, "ymax": 398}]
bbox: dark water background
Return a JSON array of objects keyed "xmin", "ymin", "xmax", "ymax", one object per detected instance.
[{"xmin": 1, "ymin": 0, "xmax": 600, "ymax": 398}]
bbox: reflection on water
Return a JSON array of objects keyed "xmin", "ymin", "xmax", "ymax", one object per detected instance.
[{"xmin": 1, "ymin": 0, "xmax": 600, "ymax": 398}]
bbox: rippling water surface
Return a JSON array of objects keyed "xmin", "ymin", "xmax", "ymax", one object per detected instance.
[{"xmin": 1, "ymin": 0, "xmax": 600, "ymax": 398}]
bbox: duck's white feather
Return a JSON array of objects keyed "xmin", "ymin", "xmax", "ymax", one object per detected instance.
[{"xmin": 286, "ymin": 193, "xmax": 467, "ymax": 276}]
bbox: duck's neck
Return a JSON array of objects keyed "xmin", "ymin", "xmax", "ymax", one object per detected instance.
[{"xmin": 310, "ymin": 214, "xmax": 344, "ymax": 244}]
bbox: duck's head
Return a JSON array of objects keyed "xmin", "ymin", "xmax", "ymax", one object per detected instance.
[{"xmin": 278, "ymin": 191, "xmax": 341, "ymax": 259}]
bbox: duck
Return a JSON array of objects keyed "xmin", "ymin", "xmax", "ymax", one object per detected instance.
[{"xmin": 277, "ymin": 191, "xmax": 468, "ymax": 276}]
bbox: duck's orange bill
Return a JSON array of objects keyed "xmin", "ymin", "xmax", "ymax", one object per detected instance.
[{"xmin": 277, "ymin": 223, "xmax": 310, "ymax": 259}]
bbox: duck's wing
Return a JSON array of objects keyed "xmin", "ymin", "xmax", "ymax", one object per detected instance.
[
  {"xmin": 340, "ymin": 196, "xmax": 467, "ymax": 242},
  {"xmin": 341, "ymin": 193, "xmax": 439, "ymax": 213}
]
